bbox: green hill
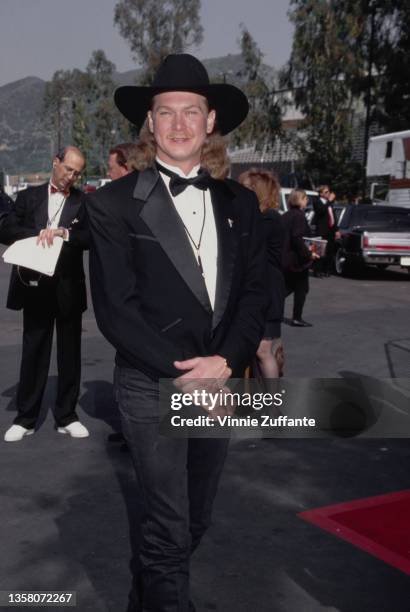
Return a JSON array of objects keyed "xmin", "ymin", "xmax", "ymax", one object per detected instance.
[{"xmin": 0, "ymin": 55, "xmax": 276, "ymax": 174}]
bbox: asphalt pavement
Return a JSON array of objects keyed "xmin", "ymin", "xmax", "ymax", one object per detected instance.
[{"xmin": 1, "ymin": 250, "xmax": 410, "ymax": 612}]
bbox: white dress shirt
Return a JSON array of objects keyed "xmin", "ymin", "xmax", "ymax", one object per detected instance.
[
  {"xmin": 48, "ymin": 184, "xmax": 67, "ymax": 228},
  {"xmin": 156, "ymin": 158, "xmax": 218, "ymax": 309},
  {"xmin": 321, "ymin": 197, "xmax": 335, "ymax": 227}
]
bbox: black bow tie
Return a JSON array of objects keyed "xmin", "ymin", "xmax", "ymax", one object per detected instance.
[{"xmin": 156, "ymin": 162, "xmax": 211, "ymax": 197}]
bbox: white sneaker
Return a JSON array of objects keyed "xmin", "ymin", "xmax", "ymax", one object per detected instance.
[
  {"xmin": 4, "ymin": 424, "xmax": 34, "ymax": 442},
  {"xmin": 57, "ymin": 421, "xmax": 89, "ymax": 438}
]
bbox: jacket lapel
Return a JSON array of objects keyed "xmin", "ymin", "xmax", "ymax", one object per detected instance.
[
  {"xmin": 210, "ymin": 180, "xmax": 238, "ymax": 330},
  {"xmin": 33, "ymin": 184, "xmax": 81, "ymax": 230},
  {"xmin": 33, "ymin": 183, "xmax": 49, "ymax": 229},
  {"xmin": 59, "ymin": 189, "xmax": 81, "ymax": 228},
  {"xmin": 135, "ymin": 167, "xmax": 212, "ymax": 314}
]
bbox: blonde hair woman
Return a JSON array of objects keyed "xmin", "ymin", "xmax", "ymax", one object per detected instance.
[
  {"xmin": 239, "ymin": 168, "xmax": 285, "ymax": 378},
  {"xmin": 282, "ymin": 189, "xmax": 318, "ymax": 326}
]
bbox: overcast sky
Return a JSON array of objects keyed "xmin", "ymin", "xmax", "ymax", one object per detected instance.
[{"xmin": 0, "ymin": 0, "xmax": 293, "ymax": 87}]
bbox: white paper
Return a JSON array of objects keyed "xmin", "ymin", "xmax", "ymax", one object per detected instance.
[{"xmin": 2, "ymin": 236, "xmax": 63, "ymax": 276}]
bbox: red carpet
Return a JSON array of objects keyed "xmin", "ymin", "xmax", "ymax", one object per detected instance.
[{"xmin": 298, "ymin": 490, "xmax": 410, "ymax": 575}]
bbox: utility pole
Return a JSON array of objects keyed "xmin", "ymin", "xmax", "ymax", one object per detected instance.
[
  {"xmin": 56, "ymin": 100, "xmax": 62, "ymax": 152},
  {"xmin": 56, "ymin": 96, "xmax": 71, "ymax": 152},
  {"xmin": 362, "ymin": 2, "xmax": 376, "ymax": 195}
]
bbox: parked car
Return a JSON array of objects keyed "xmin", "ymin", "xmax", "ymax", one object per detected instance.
[
  {"xmin": 333, "ymin": 204, "xmax": 410, "ymax": 276},
  {"xmin": 97, "ymin": 178, "xmax": 112, "ymax": 189},
  {"xmin": 81, "ymin": 178, "xmax": 100, "ymax": 193},
  {"xmin": 0, "ymin": 187, "xmax": 13, "ymax": 225}
]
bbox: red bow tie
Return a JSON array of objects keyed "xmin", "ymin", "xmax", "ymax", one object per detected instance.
[{"xmin": 50, "ymin": 185, "xmax": 69, "ymax": 196}]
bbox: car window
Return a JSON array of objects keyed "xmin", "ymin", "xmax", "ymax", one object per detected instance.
[
  {"xmin": 281, "ymin": 193, "xmax": 289, "ymax": 212},
  {"xmin": 355, "ymin": 208, "xmax": 410, "ymax": 228},
  {"xmin": 306, "ymin": 195, "xmax": 315, "ymax": 211},
  {"xmin": 336, "ymin": 207, "xmax": 346, "ymax": 227}
]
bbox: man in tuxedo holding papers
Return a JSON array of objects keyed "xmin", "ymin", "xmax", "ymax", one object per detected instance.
[{"xmin": 0, "ymin": 146, "xmax": 90, "ymax": 442}]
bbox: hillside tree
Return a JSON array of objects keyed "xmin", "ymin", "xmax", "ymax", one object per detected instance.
[
  {"xmin": 233, "ymin": 26, "xmax": 282, "ymax": 149},
  {"xmin": 114, "ymin": 0, "xmax": 203, "ymax": 84},
  {"xmin": 43, "ymin": 69, "xmax": 91, "ymax": 154},
  {"xmin": 86, "ymin": 50, "xmax": 119, "ymax": 173},
  {"xmin": 284, "ymin": 0, "xmax": 366, "ymax": 193},
  {"xmin": 43, "ymin": 50, "xmax": 123, "ymax": 175},
  {"xmin": 71, "ymin": 99, "xmax": 92, "ymax": 159},
  {"xmin": 369, "ymin": 0, "xmax": 410, "ymax": 130},
  {"xmin": 285, "ymin": 0, "xmax": 410, "ymax": 194}
]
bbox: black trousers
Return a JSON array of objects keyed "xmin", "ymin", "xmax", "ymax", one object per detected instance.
[
  {"xmin": 14, "ymin": 301, "xmax": 82, "ymax": 429},
  {"xmin": 115, "ymin": 366, "xmax": 229, "ymax": 612},
  {"xmin": 285, "ymin": 268, "xmax": 310, "ymax": 320},
  {"xmin": 322, "ymin": 232, "xmax": 336, "ymax": 274}
]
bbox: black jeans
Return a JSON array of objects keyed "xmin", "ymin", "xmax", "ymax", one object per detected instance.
[{"xmin": 115, "ymin": 366, "xmax": 229, "ymax": 612}]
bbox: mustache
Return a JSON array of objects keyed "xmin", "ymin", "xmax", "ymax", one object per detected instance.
[{"xmin": 167, "ymin": 132, "xmax": 192, "ymax": 138}]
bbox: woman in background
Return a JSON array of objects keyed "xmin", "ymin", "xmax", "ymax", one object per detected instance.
[
  {"xmin": 239, "ymin": 168, "xmax": 285, "ymax": 378},
  {"xmin": 282, "ymin": 188, "xmax": 318, "ymax": 327}
]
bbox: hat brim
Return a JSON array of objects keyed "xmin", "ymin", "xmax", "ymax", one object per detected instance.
[{"xmin": 114, "ymin": 83, "xmax": 249, "ymax": 136}]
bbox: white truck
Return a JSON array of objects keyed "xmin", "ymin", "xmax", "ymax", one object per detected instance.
[{"xmin": 367, "ymin": 130, "xmax": 410, "ymax": 207}]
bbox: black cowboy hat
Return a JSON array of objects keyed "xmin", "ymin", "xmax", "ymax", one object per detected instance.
[{"xmin": 114, "ymin": 53, "xmax": 249, "ymax": 135}]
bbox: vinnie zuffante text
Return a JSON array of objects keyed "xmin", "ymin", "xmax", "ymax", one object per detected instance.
[
  {"xmin": 170, "ymin": 414, "xmax": 316, "ymax": 428},
  {"xmin": 169, "ymin": 390, "xmax": 316, "ymax": 428}
]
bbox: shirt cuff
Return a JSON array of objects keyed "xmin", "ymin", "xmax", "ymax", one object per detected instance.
[{"xmin": 59, "ymin": 227, "xmax": 69, "ymax": 241}]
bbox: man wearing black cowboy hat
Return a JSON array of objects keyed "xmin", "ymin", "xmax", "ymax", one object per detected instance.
[{"xmin": 86, "ymin": 54, "xmax": 268, "ymax": 611}]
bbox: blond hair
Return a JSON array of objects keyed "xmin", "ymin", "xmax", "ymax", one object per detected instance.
[
  {"xmin": 288, "ymin": 188, "xmax": 307, "ymax": 209},
  {"xmin": 238, "ymin": 168, "xmax": 280, "ymax": 212},
  {"xmin": 129, "ymin": 123, "xmax": 230, "ymax": 180},
  {"xmin": 318, "ymin": 185, "xmax": 330, "ymax": 196}
]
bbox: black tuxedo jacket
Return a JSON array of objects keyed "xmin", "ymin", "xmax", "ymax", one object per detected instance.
[
  {"xmin": 282, "ymin": 207, "xmax": 312, "ymax": 273},
  {"xmin": 262, "ymin": 209, "xmax": 285, "ymax": 321},
  {"xmin": 0, "ymin": 183, "xmax": 88, "ymax": 314},
  {"xmin": 313, "ymin": 197, "xmax": 339, "ymax": 238},
  {"xmin": 86, "ymin": 167, "xmax": 268, "ymax": 380}
]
